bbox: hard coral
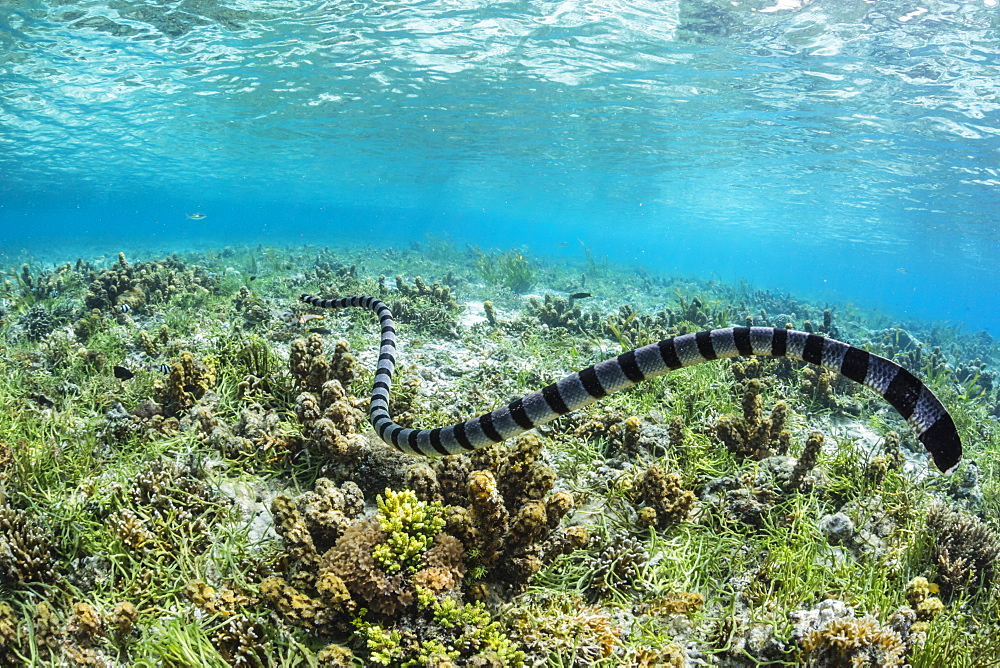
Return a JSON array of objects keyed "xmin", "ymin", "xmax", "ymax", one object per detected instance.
[
  {"xmin": 373, "ymin": 488, "xmax": 447, "ymax": 574},
  {"xmin": 926, "ymin": 502, "xmax": 1000, "ymax": 597},
  {"xmin": 783, "ymin": 431, "xmax": 823, "ymax": 492},
  {"xmin": 527, "ymin": 293, "xmax": 601, "ymax": 334},
  {"xmin": 569, "ymin": 409, "xmax": 646, "ymax": 456},
  {"xmin": 320, "ymin": 517, "xmax": 465, "ymax": 617},
  {"xmin": 290, "ymin": 334, "xmax": 356, "ymax": 394},
  {"xmin": 794, "ymin": 599, "xmax": 905, "ymax": 668},
  {"xmin": 156, "ymin": 351, "xmax": 217, "ymax": 414},
  {"xmin": 84, "ymin": 252, "xmax": 218, "ymax": 311},
  {"xmin": 395, "ymin": 275, "xmax": 459, "ymax": 310},
  {"xmin": 0, "ymin": 503, "xmax": 61, "ymax": 586},
  {"xmin": 0, "ymin": 602, "xmax": 20, "ymax": 663},
  {"xmin": 433, "ymin": 434, "xmax": 586, "ymax": 595},
  {"xmin": 585, "ymin": 530, "xmax": 649, "ymax": 598},
  {"xmin": 310, "ymin": 380, "xmax": 366, "ymax": 461},
  {"xmin": 631, "ymin": 465, "xmax": 695, "ymax": 529},
  {"xmin": 715, "ymin": 380, "xmax": 790, "ymax": 460}
]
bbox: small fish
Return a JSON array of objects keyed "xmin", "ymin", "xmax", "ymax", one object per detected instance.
[
  {"xmin": 554, "ymin": 241, "xmax": 570, "ymax": 247},
  {"xmin": 186, "ymin": 212, "xmax": 207, "ymax": 220},
  {"xmin": 298, "ymin": 313, "xmax": 325, "ymax": 325},
  {"xmin": 249, "ymin": 275, "xmax": 257, "ymax": 281},
  {"xmin": 117, "ymin": 304, "xmax": 131, "ymax": 313},
  {"xmin": 307, "ymin": 328, "xmax": 333, "ymax": 335},
  {"xmin": 28, "ymin": 393, "xmax": 55, "ymax": 408},
  {"xmin": 897, "ymin": 267, "xmax": 909, "ymax": 275},
  {"xmin": 154, "ymin": 363, "xmax": 171, "ymax": 373},
  {"xmin": 113, "ymin": 365, "xmax": 135, "ymax": 380},
  {"xmin": 569, "ymin": 292, "xmax": 593, "ymax": 300}
]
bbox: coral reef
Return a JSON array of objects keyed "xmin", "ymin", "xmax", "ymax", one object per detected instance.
[
  {"xmin": 290, "ymin": 334, "xmax": 356, "ymax": 394},
  {"xmin": 793, "ymin": 600, "xmax": 905, "ymax": 667},
  {"xmin": 395, "ymin": 275, "xmax": 460, "ymax": 310},
  {"xmin": 715, "ymin": 380, "xmax": 791, "ymax": 460},
  {"xmin": 630, "ymin": 464, "xmax": 696, "ymax": 529},
  {"xmin": 0, "ymin": 503, "xmax": 61, "ymax": 587},
  {"xmin": 260, "ymin": 479, "xmax": 519, "ymax": 665},
  {"xmin": 505, "ymin": 593, "xmax": 625, "ymax": 665},
  {"xmin": 568, "ymin": 409, "xmax": 647, "ymax": 456},
  {"xmin": 527, "ymin": 292, "xmax": 603, "ymax": 334},
  {"xmin": 584, "ymin": 529, "xmax": 649, "ymax": 598},
  {"xmin": 84, "ymin": 252, "xmax": 218, "ymax": 311},
  {"xmin": 17, "ymin": 304, "xmax": 56, "ymax": 341},
  {"xmin": 402, "ymin": 433, "xmax": 587, "ymax": 596},
  {"xmin": 925, "ymin": 502, "xmax": 1000, "ymax": 597},
  {"xmin": 699, "ymin": 471, "xmax": 781, "ymax": 531},
  {"xmin": 385, "ymin": 275, "xmax": 462, "ymax": 337},
  {"xmin": 783, "ymin": 431, "xmax": 823, "ymax": 492},
  {"xmin": 1, "ymin": 243, "xmax": 999, "ymax": 665},
  {"xmin": 155, "ymin": 351, "xmax": 217, "ymax": 413},
  {"xmin": 232, "ymin": 284, "xmax": 272, "ymax": 327}
]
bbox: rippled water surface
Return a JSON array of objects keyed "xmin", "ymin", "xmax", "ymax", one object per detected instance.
[{"xmin": 1, "ymin": 0, "xmax": 998, "ymax": 328}]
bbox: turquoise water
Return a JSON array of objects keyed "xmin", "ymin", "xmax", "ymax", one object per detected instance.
[{"xmin": 2, "ymin": 0, "xmax": 998, "ymax": 330}]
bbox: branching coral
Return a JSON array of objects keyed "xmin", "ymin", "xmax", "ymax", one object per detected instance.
[
  {"xmin": 395, "ymin": 275, "xmax": 459, "ymax": 310},
  {"xmin": 287, "ymin": 335, "xmax": 368, "ymax": 465},
  {"xmin": 631, "ymin": 465, "xmax": 696, "ymax": 529},
  {"xmin": 290, "ymin": 334, "xmax": 356, "ymax": 394},
  {"xmin": 584, "ymin": 530, "xmax": 649, "ymax": 598},
  {"xmin": 569, "ymin": 410, "xmax": 646, "ymax": 456},
  {"xmin": 794, "ymin": 600, "xmax": 906, "ymax": 668},
  {"xmin": 156, "ymin": 351, "xmax": 217, "ymax": 414},
  {"xmin": 0, "ymin": 503, "xmax": 61, "ymax": 587},
  {"xmin": 439, "ymin": 434, "xmax": 587, "ymax": 594},
  {"xmin": 527, "ymin": 293, "xmax": 602, "ymax": 334},
  {"xmin": 783, "ymin": 431, "xmax": 824, "ymax": 492},
  {"xmin": 84, "ymin": 252, "xmax": 218, "ymax": 311},
  {"xmin": 505, "ymin": 593, "xmax": 623, "ymax": 665},
  {"xmin": 0, "ymin": 602, "xmax": 19, "ymax": 664},
  {"xmin": 925, "ymin": 502, "xmax": 1000, "ymax": 597},
  {"xmin": 715, "ymin": 380, "xmax": 791, "ymax": 460},
  {"xmin": 373, "ymin": 488, "xmax": 447, "ymax": 575}
]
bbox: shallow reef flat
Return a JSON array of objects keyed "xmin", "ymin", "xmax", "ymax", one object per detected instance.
[{"xmin": 0, "ymin": 241, "xmax": 999, "ymax": 666}]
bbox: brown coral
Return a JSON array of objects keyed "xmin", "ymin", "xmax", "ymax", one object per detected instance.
[
  {"xmin": 156, "ymin": 351, "xmax": 217, "ymax": 413},
  {"xmin": 926, "ymin": 503, "xmax": 1000, "ymax": 597},
  {"xmin": 84, "ymin": 252, "xmax": 218, "ymax": 311},
  {"xmin": 800, "ymin": 616, "xmax": 905, "ymax": 667},
  {"xmin": 632, "ymin": 465, "xmax": 695, "ymax": 529},
  {"xmin": 0, "ymin": 503, "xmax": 61, "ymax": 586},
  {"xmin": 784, "ymin": 431, "xmax": 824, "ymax": 492},
  {"xmin": 290, "ymin": 335, "xmax": 356, "ymax": 394},
  {"xmin": 715, "ymin": 380, "xmax": 790, "ymax": 460}
]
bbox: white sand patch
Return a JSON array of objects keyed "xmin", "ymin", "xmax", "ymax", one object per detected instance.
[{"xmin": 462, "ymin": 301, "xmax": 488, "ymax": 327}]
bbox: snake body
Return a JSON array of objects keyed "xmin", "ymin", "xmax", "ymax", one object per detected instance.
[{"xmin": 300, "ymin": 294, "xmax": 962, "ymax": 474}]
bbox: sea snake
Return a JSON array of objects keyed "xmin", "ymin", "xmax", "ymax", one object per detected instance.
[{"xmin": 300, "ymin": 294, "xmax": 962, "ymax": 474}]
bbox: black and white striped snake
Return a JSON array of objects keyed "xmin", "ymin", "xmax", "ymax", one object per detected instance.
[{"xmin": 300, "ymin": 294, "xmax": 962, "ymax": 474}]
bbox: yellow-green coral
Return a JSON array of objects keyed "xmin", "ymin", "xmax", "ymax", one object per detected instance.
[
  {"xmin": 904, "ymin": 576, "xmax": 944, "ymax": 621},
  {"xmin": 373, "ymin": 488, "xmax": 447, "ymax": 574}
]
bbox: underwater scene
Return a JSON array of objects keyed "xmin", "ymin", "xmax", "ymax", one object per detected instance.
[{"xmin": 2, "ymin": 0, "xmax": 1000, "ymax": 666}]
